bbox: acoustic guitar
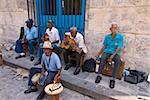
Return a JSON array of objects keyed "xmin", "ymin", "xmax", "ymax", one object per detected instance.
[{"xmin": 61, "ymin": 35, "xmax": 82, "ymax": 54}]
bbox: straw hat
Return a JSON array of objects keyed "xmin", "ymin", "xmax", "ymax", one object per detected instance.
[
  {"xmin": 42, "ymin": 41, "xmax": 53, "ymax": 49},
  {"xmin": 45, "ymin": 83, "xmax": 63, "ymax": 95}
]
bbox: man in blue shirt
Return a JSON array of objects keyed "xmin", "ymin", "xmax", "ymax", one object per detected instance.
[
  {"xmin": 24, "ymin": 41, "xmax": 62, "ymax": 100},
  {"xmin": 95, "ymin": 23, "xmax": 124, "ymax": 88},
  {"xmin": 15, "ymin": 19, "xmax": 38, "ymax": 61}
]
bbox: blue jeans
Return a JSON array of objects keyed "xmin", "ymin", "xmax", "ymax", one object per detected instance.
[
  {"xmin": 28, "ymin": 67, "xmax": 57, "ymax": 86},
  {"xmin": 37, "ymin": 43, "xmax": 43, "ymax": 59},
  {"xmin": 98, "ymin": 52, "xmax": 121, "ymax": 79},
  {"xmin": 15, "ymin": 39, "xmax": 23, "ymax": 53},
  {"xmin": 27, "ymin": 40, "xmax": 37, "ymax": 56}
]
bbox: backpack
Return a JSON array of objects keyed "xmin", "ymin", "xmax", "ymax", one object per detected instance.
[
  {"xmin": 124, "ymin": 70, "xmax": 145, "ymax": 84},
  {"xmin": 82, "ymin": 58, "xmax": 96, "ymax": 72}
]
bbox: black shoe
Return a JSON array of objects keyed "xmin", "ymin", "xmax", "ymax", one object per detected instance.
[
  {"xmin": 64, "ymin": 63, "xmax": 71, "ymax": 70},
  {"xmin": 95, "ymin": 75, "xmax": 102, "ymax": 83},
  {"xmin": 15, "ymin": 55, "xmax": 25, "ymax": 59},
  {"xmin": 34, "ymin": 59, "xmax": 41, "ymax": 66},
  {"xmin": 30, "ymin": 56, "xmax": 34, "ymax": 61},
  {"xmin": 36, "ymin": 91, "xmax": 45, "ymax": 100},
  {"xmin": 73, "ymin": 67, "xmax": 80, "ymax": 75},
  {"xmin": 109, "ymin": 80, "xmax": 115, "ymax": 89},
  {"xmin": 24, "ymin": 87, "xmax": 38, "ymax": 94}
]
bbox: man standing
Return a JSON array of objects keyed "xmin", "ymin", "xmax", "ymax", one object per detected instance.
[
  {"xmin": 95, "ymin": 23, "xmax": 124, "ymax": 88},
  {"xmin": 34, "ymin": 20, "xmax": 61, "ymax": 65},
  {"xmin": 63, "ymin": 27, "xmax": 87, "ymax": 75},
  {"xmin": 15, "ymin": 19, "xmax": 38, "ymax": 61},
  {"xmin": 24, "ymin": 41, "xmax": 62, "ymax": 100}
]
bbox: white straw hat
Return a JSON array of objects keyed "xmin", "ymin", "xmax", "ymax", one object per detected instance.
[{"xmin": 42, "ymin": 41, "xmax": 53, "ymax": 49}]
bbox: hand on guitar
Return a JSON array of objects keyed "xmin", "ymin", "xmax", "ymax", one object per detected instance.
[{"xmin": 72, "ymin": 46, "xmax": 82, "ymax": 54}]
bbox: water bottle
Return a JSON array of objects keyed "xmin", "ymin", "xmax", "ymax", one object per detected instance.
[{"xmin": 95, "ymin": 60, "xmax": 100, "ymax": 73}]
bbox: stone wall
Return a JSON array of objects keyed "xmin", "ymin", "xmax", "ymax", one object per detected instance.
[
  {"xmin": 0, "ymin": 0, "xmax": 33, "ymax": 42},
  {"xmin": 85, "ymin": 0, "xmax": 150, "ymax": 73}
]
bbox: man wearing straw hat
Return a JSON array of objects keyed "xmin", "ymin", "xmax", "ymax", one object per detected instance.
[{"xmin": 24, "ymin": 41, "xmax": 62, "ymax": 100}]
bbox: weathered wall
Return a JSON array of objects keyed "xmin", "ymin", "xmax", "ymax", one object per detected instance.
[
  {"xmin": 85, "ymin": 0, "xmax": 150, "ymax": 73},
  {"xmin": 0, "ymin": 0, "xmax": 31, "ymax": 42}
]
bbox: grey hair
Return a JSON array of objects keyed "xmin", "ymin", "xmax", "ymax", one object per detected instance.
[
  {"xmin": 110, "ymin": 22, "xmax": 119, "ymax": 27},
  {"xmin": 70, "ymin": 26, "xmax": 77, "ymax": 31},
  {"xmin": 48, "ymin": 20, "xmax": 54, "ymax": 26}
]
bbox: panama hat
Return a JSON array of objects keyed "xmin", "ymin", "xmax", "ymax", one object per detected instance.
[
  {"xmin": 45, "ymin": 83, "xmax": 63, "ymax": 95},
  {"xmin": 42, "ymin": 41, "xmax": 53, "ymax": 49}
]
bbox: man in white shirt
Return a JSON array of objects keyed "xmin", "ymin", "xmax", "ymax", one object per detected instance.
[
  {"xmin": 63, "ymin": 27, "xmax": 87, "ymax": 75},
  {"xmin": 35, "ymin": 20, "xmax": 61, "ymax": 65}
]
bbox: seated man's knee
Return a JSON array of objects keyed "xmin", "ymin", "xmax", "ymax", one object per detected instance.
[
  {"xmin": 62, "ymin": 49, "xmax": 68, "ymax": 55},
  {"xmin": 30, "ymin": 67, "xmax": 35, "ymax": 73},
  {"xmin": 101, "ymin": 55, "xmax": 107, "ymax": 61},
  {"xmin": 44, "ymin": 79, "xmax": 53, "ymax": 86},
  {"xmin": 39, "ymin": 43, "xmax": 43, "ymax": 47},
  {"xmin": 16, "ymin": 39, "xmax": 22, "ymax": 43},
  {"xmin": 113, "ymin": 55, "xmax": 121, "ymax": 62}
]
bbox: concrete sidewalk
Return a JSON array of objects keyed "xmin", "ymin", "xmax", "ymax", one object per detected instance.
[{"xmin": 2, "ymin": 50, "xmax": 150, "ymax": 100}]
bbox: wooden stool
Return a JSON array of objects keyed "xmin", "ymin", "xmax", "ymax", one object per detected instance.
[
  {"xmin": 45, "ymin": 83, "xmax": 63, "ymax": 100},
  {"xmin": 102, "ymin": 61, "xmax": 125, "ymax": 80},
  {"xmin": 69, "ymin": 54, "xmax": 85, "ymax": 69}
]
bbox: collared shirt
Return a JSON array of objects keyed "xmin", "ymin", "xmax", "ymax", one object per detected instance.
[
  {"xmin": 25, "ymin": 26, "xmax": 38, "ymax": 40},
  {"xmin": 46, "ymin": 27, "xmax": 61, "ymax": 47},
  {"xmin": 41, "ymin": 52, "xmax": 61, "ymax": 72},
  {"xmin": 103, "ymin": 32, "xmax": 124, "ymax": 55},
  {"xmin": 65, "ymin": 32, "xmax": 88, "ymax": 53}
]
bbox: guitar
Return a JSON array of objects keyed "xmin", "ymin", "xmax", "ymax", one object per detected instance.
[{"xmin": 61, "ymin": 35, "xmax": 82, "ymax": 54}]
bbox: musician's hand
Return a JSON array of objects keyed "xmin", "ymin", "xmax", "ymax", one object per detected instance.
[
  {"xmin": 95, "ymin": 53, "xmax": 99, "ymax": 58},
  {"xmin": 41, "ymin": 72, "xmax": 45, "ymax": 78},
  {"xmin": 107, "ymin": 56, "xmax": 113, "ymax": 62},
  {"xmin": 22, "ymin": 39, "xmax": 27, "ymax": 43},
  {"xmin": 76, "ymin": 47, "xmax": 81, "ymax": 52},
  {"xmin": 54, "ymin": 74, "xmax": 61, "ymax": 83},
  {"xmin": 41, "ymin": 37, "xmax": 44, "ymax": 42},
  {"xmin": 107, "ymin": 58, "xmax": 112, "ymax": 62},
  {"xmin": 63, "ymin": 39, "xmax": 68, "ymax": 44},
  {"xmin": 95, "ymin": 52, "xmax": 102, "ymax": 58}
]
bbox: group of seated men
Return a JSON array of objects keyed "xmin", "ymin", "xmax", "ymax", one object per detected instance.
[{"xmin": 15, "ymin": 19, "xmax": 124, "ymax": 100}]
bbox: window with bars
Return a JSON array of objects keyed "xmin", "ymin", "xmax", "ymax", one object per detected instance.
[
  {"xmin": 43, "ymin": 0, "xmax": 57, "ymax": 15},
  {"xmin": 62, "ymin": 0, "xmax": 82, "ymax": 15}
]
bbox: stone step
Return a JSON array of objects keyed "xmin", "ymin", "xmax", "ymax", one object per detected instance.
[{"xmin": 3, "ymin": 55, "xmax": 131, "ymax": 100}]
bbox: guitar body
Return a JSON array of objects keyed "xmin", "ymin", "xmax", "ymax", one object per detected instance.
[{"xmin": 61, "ymin": 35, "xmax": 76, "ymax": 49}]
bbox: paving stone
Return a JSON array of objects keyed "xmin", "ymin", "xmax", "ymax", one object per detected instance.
[{"xmin": 0, "ymin": 65, "xmax": 94, "ymax": 100}]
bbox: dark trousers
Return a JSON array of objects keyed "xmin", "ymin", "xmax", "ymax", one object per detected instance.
[
  {"xmin": 28, "ymin": 67, "xmax": 42, "ymax": 86},
  {"xmin": 28, "ymin": 40, "xmax": 37, "ymax": 56},
  {"xmin": 28, "ymin": 67, "xmax": 57, "ymax": 98},
  {"xmin": 98, "ymin": 52, "xmax": 121, "ymax": 79},
  {"xmin": 15, "ymin": 39, "xmax": 37, "ymax": 56},
  {"xmin": 15, "ymin": 39, "xmax": 23, "ymax": 53},
  {"xmin": 63, "ymin": 49, "xmax": 82, "ymax": 68},
  {"xmin": 28, "ymin": 67, "xmax": 57, "ymax": 86}
]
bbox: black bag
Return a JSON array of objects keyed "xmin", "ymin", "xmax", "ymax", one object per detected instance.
[
  {"xmin": 82, "ymin": 58, "xmax": 96, "ymax": 72},
  {"xmin": 124, "ymin": 70, "xmax": 145, "ymax": 84}
]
